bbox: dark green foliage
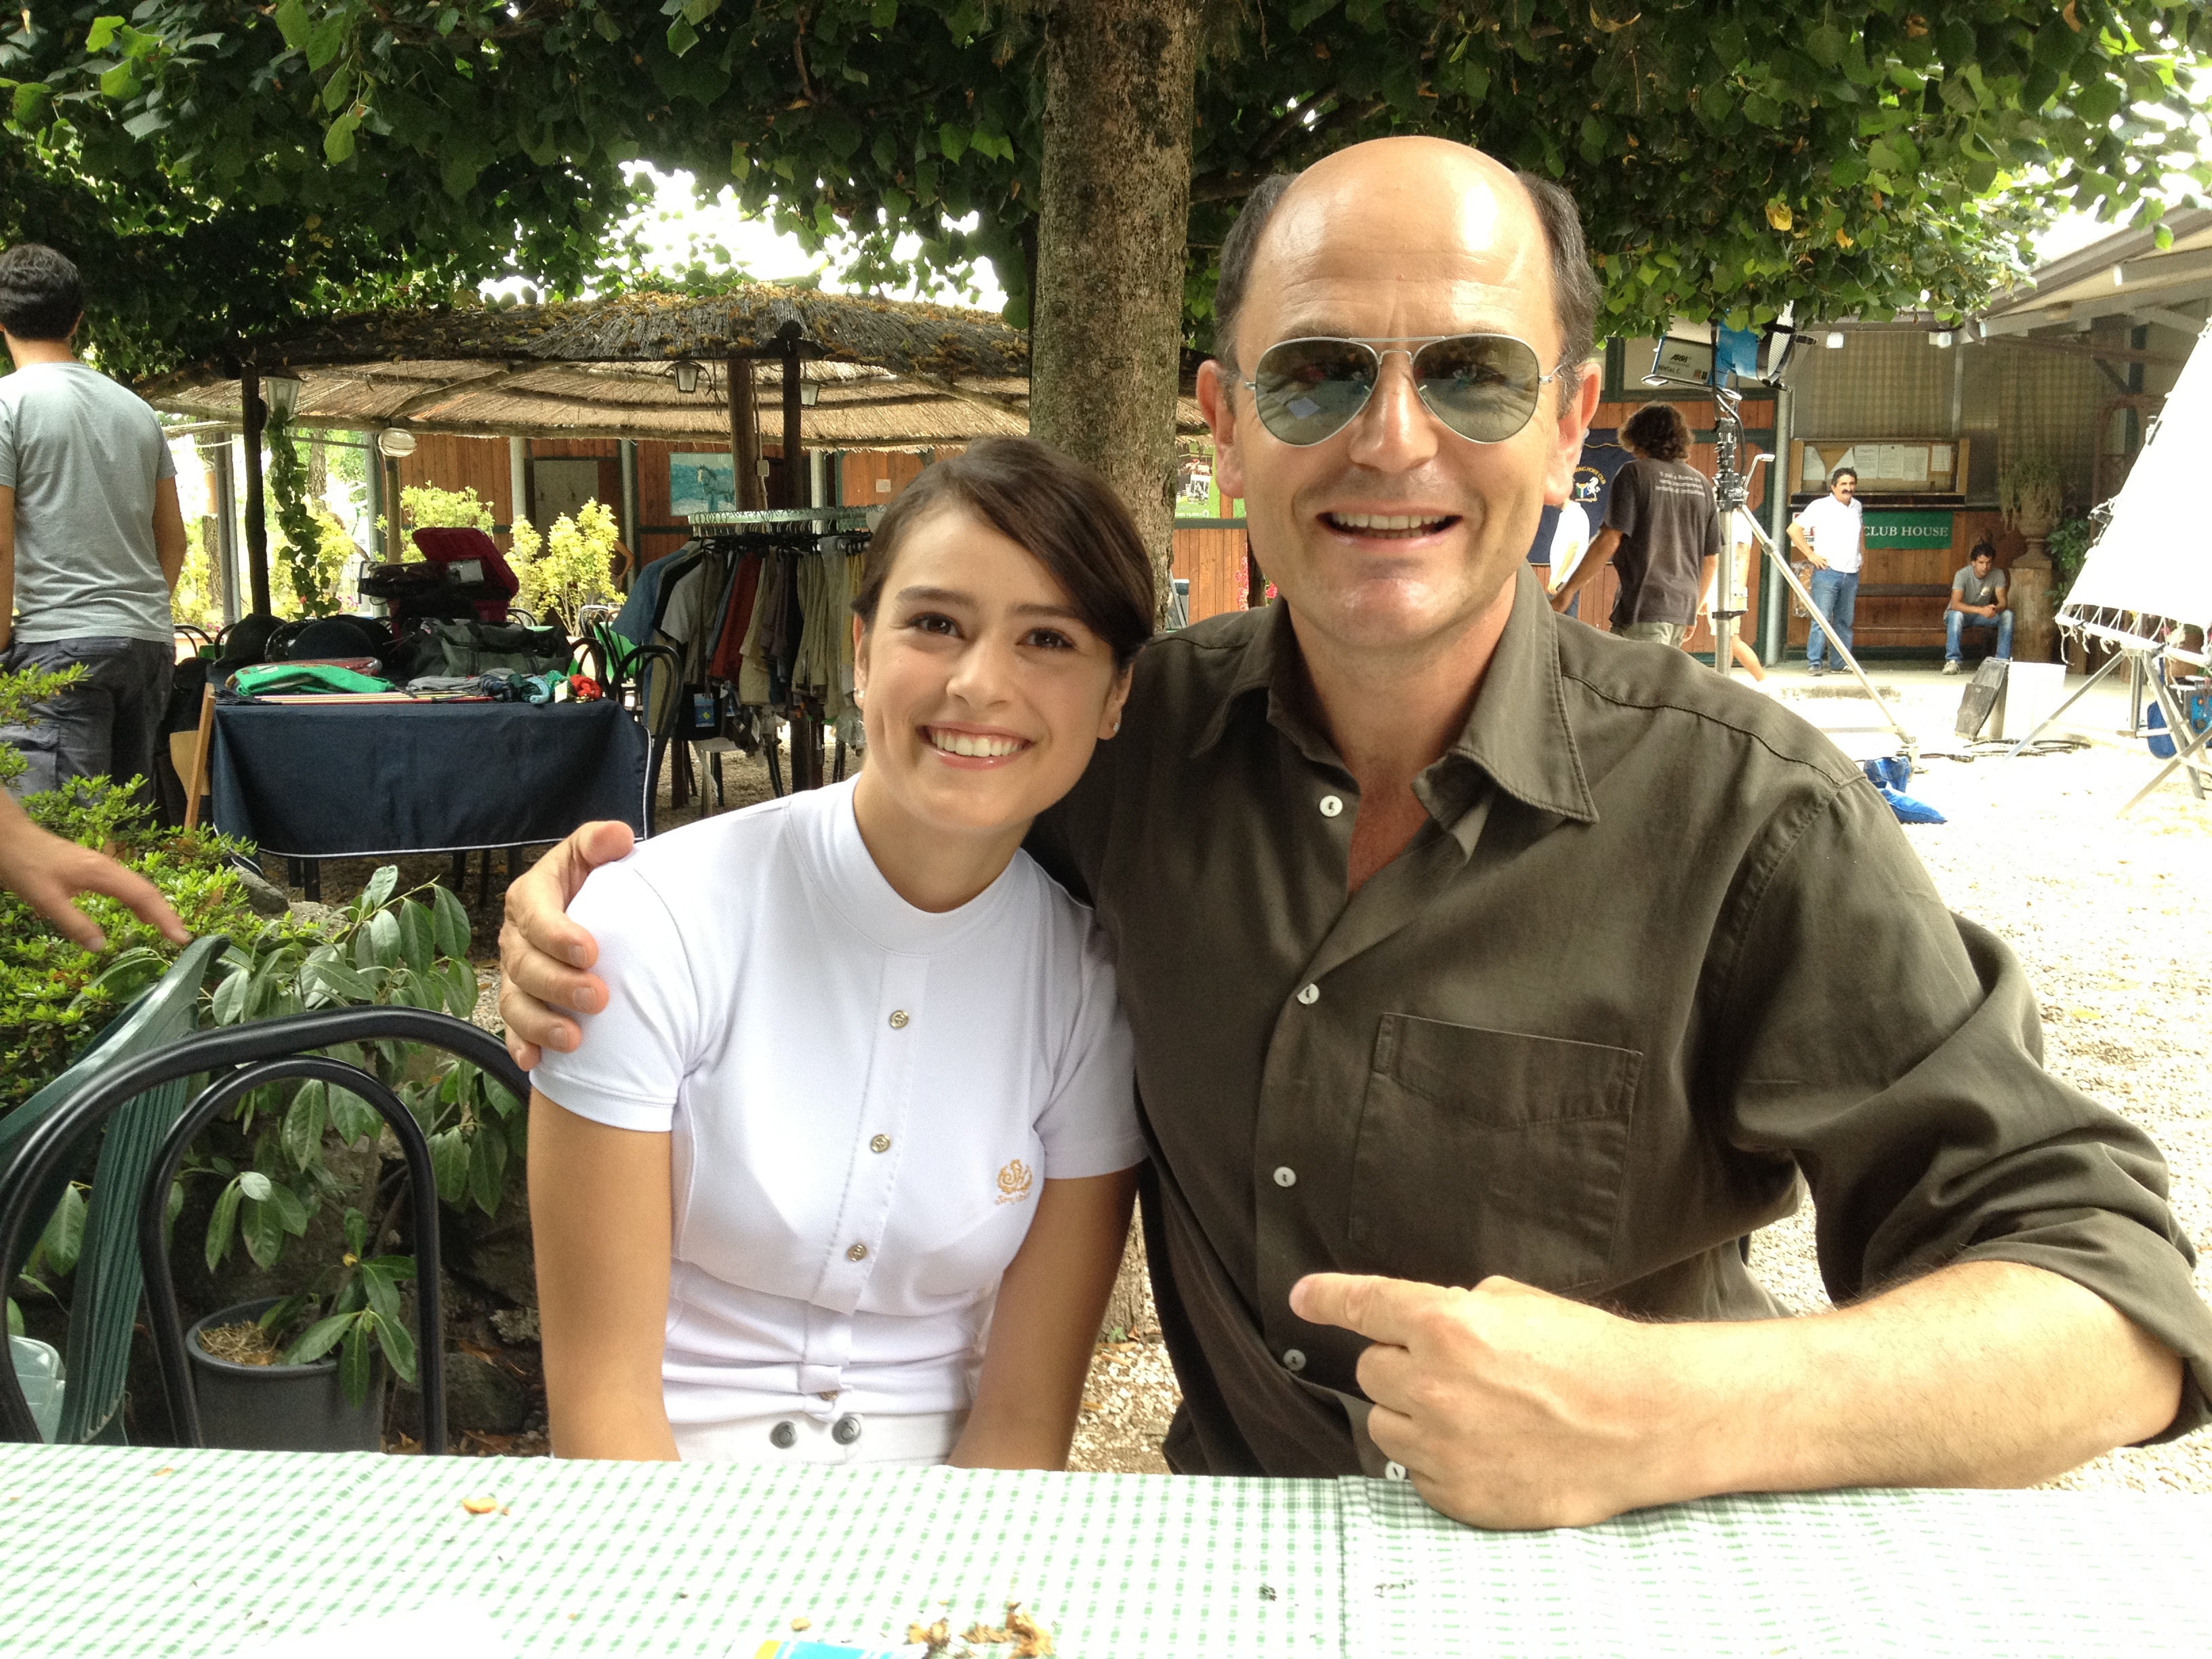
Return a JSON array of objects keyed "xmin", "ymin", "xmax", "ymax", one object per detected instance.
[
  {"xmin": 0, "ymin": 779, "xmax": 270, "ymax": 1112},
  {"xmin": 5, "ymin": 2, "xmax": 2207, "ymax": 373}
]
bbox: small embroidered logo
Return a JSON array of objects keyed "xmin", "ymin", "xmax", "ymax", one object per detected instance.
[{"xmin": 995, "ymin": 1158, "xmax": 1034, "ymax": 1205}]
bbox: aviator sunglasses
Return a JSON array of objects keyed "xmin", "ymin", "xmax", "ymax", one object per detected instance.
[{"xmin": 1242, "ymin": 333, "xmax": 1562, "ymax": 447}]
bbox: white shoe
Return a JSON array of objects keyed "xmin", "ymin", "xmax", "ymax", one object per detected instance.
[{"xmin": 1942, "ymin": 660, "xmax": 1961, "ymax": 675}]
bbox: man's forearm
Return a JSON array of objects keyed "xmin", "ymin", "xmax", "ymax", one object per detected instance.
[{"xmin": 1663, "ymin": 1260, "xmax": 2182, "ymax": 1500}]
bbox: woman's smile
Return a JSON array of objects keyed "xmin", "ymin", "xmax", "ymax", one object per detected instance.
[{"xmin": 923, "ymin": 724, "xmax": 1033, "ymax": 764}]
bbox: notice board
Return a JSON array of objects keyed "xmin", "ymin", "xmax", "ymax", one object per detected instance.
[{"xmin": 1790, "ymin": 438, "xmax": 1968, "ymax": 496}]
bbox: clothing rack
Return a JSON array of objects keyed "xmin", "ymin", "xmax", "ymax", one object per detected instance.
[{"xmin": 649, "ymin": 520, "xmax": 871, "ymax": 802}]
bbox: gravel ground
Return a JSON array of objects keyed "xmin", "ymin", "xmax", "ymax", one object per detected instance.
[{"xmin": 298, "ymin": 687, "xmax": 2209, "ymax": 1486}]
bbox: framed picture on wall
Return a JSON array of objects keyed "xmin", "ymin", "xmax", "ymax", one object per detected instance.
[{"xmin": 670, "ymin": 452, "xmax": 739, "ymax": 517}]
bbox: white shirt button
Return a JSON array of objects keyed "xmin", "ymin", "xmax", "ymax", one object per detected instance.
[
  {"xmin": 846, "ymin": 1243, "xmax": 869, "ymax": 1262},
  {"xmin": 1296, "ymin": 983, "xmax": 1319, "ymax": 1006},
  {"xmin": 888, "ymin": 1010, "xmax": 910, "ymax": 1029},
  {"xmin": 1273, "ymin": 1166, "xmax": 1297, "ymax": 1187},
  {"xmin": 1383, "ymin": 1460, "xmax": 1408, "ymax": 1482},
  {"xmin": 1282, "ymin": 1348, "xmax": 1307, "ymax": 1372},
  {"xmin": 869, "ymin": 1134, "xmax": 893, "ymax": 1153},
  {"xmin": 1319, "ymin": 794, "xmax": 1345, "ymax": 818}
]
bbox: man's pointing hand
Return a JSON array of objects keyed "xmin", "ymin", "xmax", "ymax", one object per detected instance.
[{"xmin": 1290, "ymin": 1271, "xmax": 1713, "ymax": 1530}]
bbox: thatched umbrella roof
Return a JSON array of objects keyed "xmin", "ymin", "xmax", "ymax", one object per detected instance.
[{"xmin": 139, "ymin": 287, "xmax": 1209, "ymax": 447}]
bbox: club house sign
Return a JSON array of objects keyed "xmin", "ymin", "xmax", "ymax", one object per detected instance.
[{"xmin": 1860, "ymin": 509, "xmax": 1957, "ymax": 549}]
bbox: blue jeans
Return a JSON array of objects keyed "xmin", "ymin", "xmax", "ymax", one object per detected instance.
[
  {"xmin": 1805, "ymin": 569, "xmax": 1858, "ymax": 669},
  {"xmin": 1945, "ymin": 609, "xmax": 2014, "ymax": 663}
]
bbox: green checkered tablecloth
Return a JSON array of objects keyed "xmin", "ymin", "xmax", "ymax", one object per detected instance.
[
  {"xmin": 3, "ymin": 1444, "xmax": 2208, "ymax": 1657},
  {"xmin": 0, "ymin": 1445, "xmax": 1338, "ymax": 1657},
  {"xmin": 1338, "ymin": 1477, "xmax": 2212, "ymax": 1657}
]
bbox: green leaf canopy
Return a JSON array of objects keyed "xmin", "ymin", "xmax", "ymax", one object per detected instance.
[{"xmin": 7, "ymin": 2, "xmax": 2207, "ymax": 371}]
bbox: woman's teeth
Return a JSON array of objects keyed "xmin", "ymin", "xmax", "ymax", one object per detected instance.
[
  {"xmin": 928, "ymin": 729, "xmax": 1023, "ymax": 758},
  {"xmin": 1326, "ymin": 512, "xmax": 1450, "ymax": 536}
]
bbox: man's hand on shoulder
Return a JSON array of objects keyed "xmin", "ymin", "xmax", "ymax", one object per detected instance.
[
  {"xmin": 1292, "ymin": 1271, "xmax": 1702, "ymax": 1530},
  {"xmin": 497, "ymin": 820, "xmax": 632, "ymax": 1068}
]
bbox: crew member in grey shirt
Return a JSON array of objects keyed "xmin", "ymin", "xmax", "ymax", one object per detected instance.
[{"xmin": 0, "ymin": 243, "xmax": 186, "ymax": 800}]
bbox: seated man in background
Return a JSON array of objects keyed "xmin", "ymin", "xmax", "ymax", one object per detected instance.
[{"xmin": 1945, "ymin": 540, "xmax": 2013, "ymax": 674}]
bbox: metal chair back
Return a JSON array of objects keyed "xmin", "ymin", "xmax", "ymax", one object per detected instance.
[
  {"xmin": 0, "ymin": 936, "xmax": 228, "ymax": 1442},
  {"xmin": 0, "ymin": 1006, "xmax": 527, "ymax": 1454}
]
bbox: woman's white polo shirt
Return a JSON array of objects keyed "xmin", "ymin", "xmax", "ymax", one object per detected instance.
[{"xmin": 531, "ymin": 779, "xmax": 1144, "ymax": 1429}]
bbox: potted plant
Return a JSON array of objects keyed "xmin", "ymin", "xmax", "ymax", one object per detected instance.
[
  {"xmin": 175, "ymin": 868, "xmax": 527, "ymax": 1451},
  {"xmin": 1997, "ymin": 455, "xmax": 2068, "ymax": 553},
  {"xmin": 184, "ymin": 1203, "xmax": 419, "ymax": 1451}
]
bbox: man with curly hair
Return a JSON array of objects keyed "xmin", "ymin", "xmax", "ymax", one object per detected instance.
[{"xmin": 1548, "ymin": 401, "xmax": 1719, "ymax": 648}]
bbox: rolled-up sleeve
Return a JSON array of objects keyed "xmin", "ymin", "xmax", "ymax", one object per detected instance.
[{"xmin": 1715, "ymin": 777, "xmax": 2212, "ymax": 1440}]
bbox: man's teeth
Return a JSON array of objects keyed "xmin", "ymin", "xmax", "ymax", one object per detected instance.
[
  {"xmin": 1329, "ymin": 512, "xmax": 1448, "ymax": 533},
  {"xmin": 929, "ymin": 729, "xmax": 1023, "ymax": 758}
]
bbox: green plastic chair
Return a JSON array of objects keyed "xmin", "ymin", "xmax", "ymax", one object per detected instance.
[{"xmin": 0, "ymin": 935, "xmax": 228, "ymax": 1443}]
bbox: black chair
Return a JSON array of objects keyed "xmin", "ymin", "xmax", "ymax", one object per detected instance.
[{"xmin": 0, "ymin": 1008, "xmax": 528, "ymax": 1452}]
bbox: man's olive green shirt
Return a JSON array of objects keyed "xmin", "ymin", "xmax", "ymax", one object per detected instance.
[{"xmin": 1030, "ymin": 566, "xmax": 2211, "ymax": 1478}]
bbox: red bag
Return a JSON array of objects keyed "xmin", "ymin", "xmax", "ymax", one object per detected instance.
[{"xmin": 410, "ymin": 527, "xmax": 520, "ymax": 623}]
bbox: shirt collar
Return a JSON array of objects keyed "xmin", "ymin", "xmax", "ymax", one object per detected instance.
[{"xmin": 1187, "ymin": 565, "xmax": 1598, "ymax": 826}]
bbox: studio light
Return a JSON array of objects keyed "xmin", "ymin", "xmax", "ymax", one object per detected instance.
[
  {"xmin": 674, "ymin": 359, "xmax": 703, "ymax": 394},
  {"xmin": 1824, "ymin": 331, "xmax": 1846, "ymax": 350}
]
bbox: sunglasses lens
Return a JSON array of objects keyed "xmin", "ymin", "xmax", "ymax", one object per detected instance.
[
  {"xmin": 1412, "ymin": 335, "xmax": 1544, "ymax": 443},
  {"xmin": 1251, "ymin": 339, "xmax": 1378, "ymax": 445}
]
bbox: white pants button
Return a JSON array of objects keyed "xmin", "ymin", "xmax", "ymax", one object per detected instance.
[
  {"xmin": 1319, "ymin": 794, "xmax": 1345, "ymax": 818},
  {"xmin": 1296, "ymin": 983, "xmax": 1319, "ymax": 1006},
  {"xmin": 1383, "ymin": 1460, "xmax": 1408, "ymax": 1482},
  {"xmin": 1282, "ymin": 1348, "xmax": 1307, "ymax": 1372},
  {"xmin": 1273, "ymin": 1166, "xmax": 1297, "ymax": 1187}
]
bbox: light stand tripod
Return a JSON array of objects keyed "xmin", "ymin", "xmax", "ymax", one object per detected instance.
[{"xmin": 1702, "ymin": 380, "xmax": 1919, "ymax": 758}]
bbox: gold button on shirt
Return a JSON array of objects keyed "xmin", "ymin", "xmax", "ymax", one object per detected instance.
[{"xmin": 1027, "ymin": 566, "xmax": 2212, "ymax": 1479}]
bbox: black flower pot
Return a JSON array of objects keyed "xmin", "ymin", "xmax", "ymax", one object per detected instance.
[{"xmin": 184, "ymin": 1298, "xmax": 385, "ymax": 1453}]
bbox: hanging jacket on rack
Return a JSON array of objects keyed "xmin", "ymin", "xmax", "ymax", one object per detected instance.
[{"xmin": 708, "ymin": 554, "xmax": 763, "ymax": 682}]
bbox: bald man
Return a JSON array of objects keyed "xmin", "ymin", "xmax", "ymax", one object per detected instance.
[{"xmin": 497, "ymin": 139, "xmax": 2208, "ymax": 1526}]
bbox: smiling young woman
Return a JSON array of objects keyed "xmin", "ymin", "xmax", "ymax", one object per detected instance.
[{"xmin": 527, "ymin": 438, "xmax": 1158, "ymax": 1470}]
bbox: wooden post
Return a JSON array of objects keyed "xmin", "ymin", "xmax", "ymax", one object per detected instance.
[
  {"xmin": 239, "ymin": 367, "xmax": 272, "ymax": 615},
  {"xmin": 208, "ymin": 434, "xmax": 240, "ymax": 625},
  {"xmin": 182, "ymin": 684, "xmax": 216, "ymax": 831},
  {"xmin": 728, "ymin": 354, "xmax": 765, "ymax": 512},
  {"xmin": 781, "ymin": 333, "xmax": 805, "ymax": 510},
  {"xmin": 384, "ymin": 453, "xmax": 405, "ymax": 562}
]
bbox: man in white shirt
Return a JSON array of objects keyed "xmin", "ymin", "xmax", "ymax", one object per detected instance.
[
  {"xmin": 1786, "ymin": 466, "xmax": 1862, "ymax": 676},
  {"xmin": 1541, "ymin": 498, "xmax": 1590, "ymax": 596}
]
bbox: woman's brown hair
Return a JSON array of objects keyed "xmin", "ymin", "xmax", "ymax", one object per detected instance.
[{"xmin": 851, "ymin": 436, "xmax": 1156, "ymax": 667}]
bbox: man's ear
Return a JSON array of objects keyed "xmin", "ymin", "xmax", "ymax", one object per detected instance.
[
  {"xmin": 1543, "ymin": 361, "xmax": 1602, "ymax": 507},
  {"xmin": 1197, "ymin": 360, "xmax": 1248, "ymax": 504}
]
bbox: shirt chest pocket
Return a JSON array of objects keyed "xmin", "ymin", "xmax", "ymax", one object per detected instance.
[{"xmin": 1348, "ymin": 1016, "xmax": 1641, "ymax": 1293}]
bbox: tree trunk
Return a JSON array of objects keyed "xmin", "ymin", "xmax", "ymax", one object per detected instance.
[{"xmin": 1031, "ymin": 0, "xmax": 1200, "ymax": 617}]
